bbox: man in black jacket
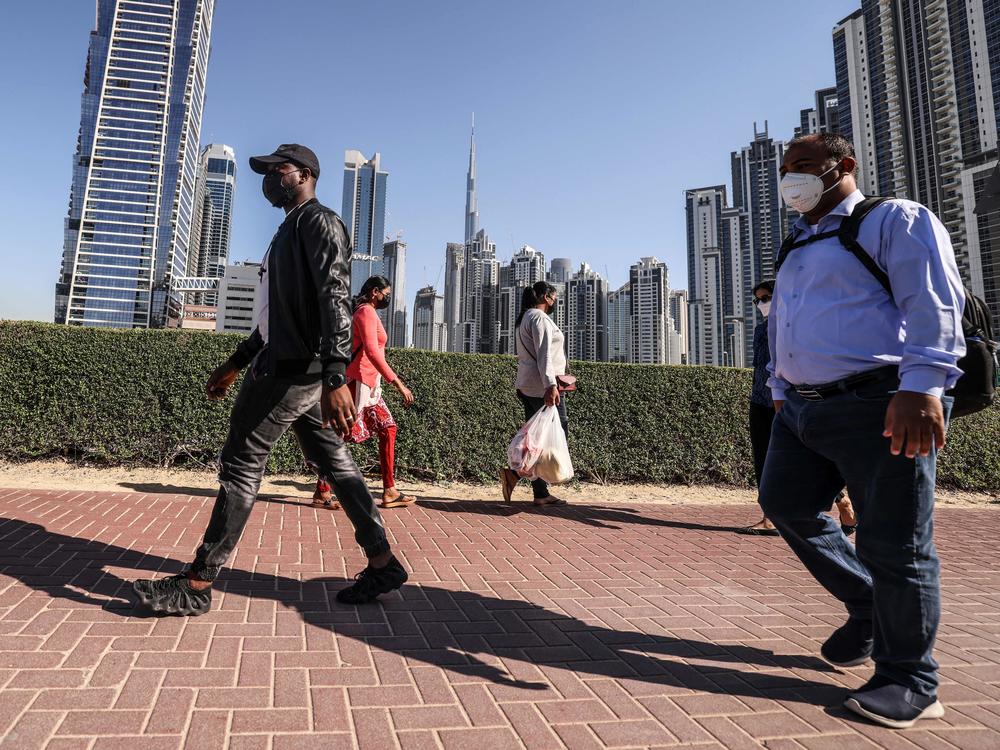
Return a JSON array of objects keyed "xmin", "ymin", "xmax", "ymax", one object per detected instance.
[{"xmin": 133, "ymin": 144, "xmax": 407, "ymax": 614}]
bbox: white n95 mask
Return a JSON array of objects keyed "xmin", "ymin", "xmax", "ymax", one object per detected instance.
[
  {"xmin": 780, "ymin": 162, "xmax": 843, "ymax": 213},
  {"xmin": 757, "ymin": 300, "xmax": 771, "ymax": 317}
]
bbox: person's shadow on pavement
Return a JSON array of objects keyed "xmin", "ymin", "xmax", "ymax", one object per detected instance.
[
  {"xmin": 417, "ymin": 497, "xmax": 746, "ymax": 532},
  {"xmin": 0, "ymin": 516, "xmax": 846, "ymax": 705}
]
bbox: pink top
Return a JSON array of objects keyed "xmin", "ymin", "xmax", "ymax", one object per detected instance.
[{"xmin": 346, "ymin": 304, "xmax": 397, "ymax": 388}]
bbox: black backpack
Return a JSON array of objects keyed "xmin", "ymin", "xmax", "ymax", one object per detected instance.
[{"xmin": 775, "ymin": 197, "xmax": 998, "ymax": 418}]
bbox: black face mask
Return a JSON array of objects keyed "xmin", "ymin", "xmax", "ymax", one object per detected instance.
[
  {"xmin": 262, "ymin": 169, "xmax": 301, "ymax": 208},
  {"xmin": 374, "ymin": 295, "xmax": 391, "ymax": 310}
]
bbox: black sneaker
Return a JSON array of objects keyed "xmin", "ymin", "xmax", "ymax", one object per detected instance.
[
  {"xmin": 336, "ymin": 556, "xmax": 408, "ymax": 605},
  {"xmin": 132, "ymin": 574, "xmax": 212, "ymax": 616},
  {"xmin": 844, "ymin": 678, "xmax": 944, "ymax": 728},
  {"xmin": 821, "ymin": 618, "xmax": 873, "ymax": 667}
]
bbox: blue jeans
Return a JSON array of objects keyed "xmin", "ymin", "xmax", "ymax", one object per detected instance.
[{"xmin": 759, "ymin": 379, "xmax": 952, "ymax": 696}]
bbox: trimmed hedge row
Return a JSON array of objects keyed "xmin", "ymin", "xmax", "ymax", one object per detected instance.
[{"xmin": 1, "ymin": 321, "xmax": 998, "ymax": 490}]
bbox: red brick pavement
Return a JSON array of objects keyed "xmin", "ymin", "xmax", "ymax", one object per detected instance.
[{"xmin": 0, "ymin": 486, "xmax": 997, "ymax": 749}]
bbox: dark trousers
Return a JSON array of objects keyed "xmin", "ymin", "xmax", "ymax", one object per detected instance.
[
  {"xmin": 191, "ymin": 369, "xmax": 389, "ymax": 581},
  {"xmin": 748, "ymin": 402, "xmax": 776, "ymax": 487},
  {"xmin": 758, "ymin": 379, "xmax": 952, "ymax": 695},
  {"xmin": 517, "ymin": 392, "xmax": 570, "ymax": 499}
]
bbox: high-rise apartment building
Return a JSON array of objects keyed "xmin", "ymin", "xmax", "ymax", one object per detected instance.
[
  {"xmin": 186, "ymin": 143, "xmax": 236, "ymax": 306},
  {"xmin": 381, "ymin": 239, "xmax": 408, "ymax": 348},
  {"xmin": 498, "ymin": 245, "xmax": 547, "ymax": 353},
  {"xmin": 412, "ymin": 286, "xmax": 447, "ymax": 352},
  {"xmin": 834, "ymin": 1, "xmax": 1000, "ymax": 296},
  {"xmin": 215, "ymin": 262, "xmax": 261, "ymax": 334},
  {"xmin": 565, "ymin": 263, "xmax": 608, "ymax": 361},
  {"xmin": 342, "ymin": 150, "xmax": 388, "ymax": 294},
  {"xmin": 796, "ymin": 86, "xmax": 841, "ymax": 137},
  {"xmin": 548, "ymin": 258, "xmax": 573, "ymax": 283},
  {"xmin": 669, "ymin": 290, "xmax": 690, "ymax": 365},
  {"xmin": 443, "ymin": 242, "xmax": 465, "ymax": 352},
  {"xmin": 458, "ymin": 229, "xmax": 500, "ymax": 354},
  {"xmin": 55, "ymin": 0, "xmax": 216, "ymax": 328},
  {"xmin": 608, "ymin": 283, "xmax": 631, "ymax": 363},
  {"xmin": 629, "ymin": 257, "xmax": 671, "ymax": 365},
  {"xmin": 730, "ymin": 123, "xmax": 791, "ymax": 363},
  {"xmin": 685, "ymin": 186, "xmax": 732, "ymax": 366}
]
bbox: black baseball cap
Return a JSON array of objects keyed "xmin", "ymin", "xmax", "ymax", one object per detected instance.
[{"xmin": 249, "ymin": 144, "xmax": 320, "ymax": 179}]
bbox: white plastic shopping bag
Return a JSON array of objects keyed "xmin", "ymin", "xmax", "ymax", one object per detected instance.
[{"xmin": 507, "ymin": 406, "xmax": 574, "ymax": 484}]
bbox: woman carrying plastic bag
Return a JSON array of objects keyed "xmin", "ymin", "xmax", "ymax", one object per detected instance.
[{"xmin": 500, "ymin": 281, "xmax": 576, "ymax": 506}]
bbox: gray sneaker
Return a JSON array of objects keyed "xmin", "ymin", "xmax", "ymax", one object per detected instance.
[{"xmin": 133, "ymin": 574, "xmax": 212, "ymax": 617}]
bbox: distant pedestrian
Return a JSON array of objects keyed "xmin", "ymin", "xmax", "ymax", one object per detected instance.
[
  {"xmin": 737, "ymin": 280, "xmax": 858, "ymax": 537},
  {"xmin": 313, "ymin": 275, "xmax": 415, "ymax": 510},
  {"xmin": 500, "ymin": 281, "xmax": 572, "ymax": 506},
  {"xmin": 132, "ymin": 144, "xmax": 407, "ymax": 611},
  {"xmin": 760, "ymin": 132, "xmax": 966, "ymax": 728}
]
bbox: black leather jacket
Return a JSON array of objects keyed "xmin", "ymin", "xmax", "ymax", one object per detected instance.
[{"xmin": 228, "ymin": 198, "xmax": 353, "ymax": 381}]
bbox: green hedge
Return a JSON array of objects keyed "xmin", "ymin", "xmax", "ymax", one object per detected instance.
[{"xmin": 0, "ymin": 321, "xmax": 997, "ymax": 490}]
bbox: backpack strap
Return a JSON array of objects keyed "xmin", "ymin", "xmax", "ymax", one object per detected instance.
[{"xmin": 838, "ymin": 197, "xmax": 892, "ymax": 295}]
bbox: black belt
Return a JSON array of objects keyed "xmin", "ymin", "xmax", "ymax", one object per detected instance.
[{"xmin": 792, "ymin": 365, "xmax": 899, "ymax": 402}]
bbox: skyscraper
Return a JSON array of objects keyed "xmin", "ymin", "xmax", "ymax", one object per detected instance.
[
  {"xmin": 55, "ymin": 0, "xmax": 216, "ymax": 328},
  {"xmin": 342, "ymin": 150, "xmax": 388, "ymax": 293},
  {"xmin": 833, "ymin": 7, "xmax": 908, "ymax": 197},
  {"xmin": 458, "ymin": 229, "xmax": 500, "ymax": 354},
  {"xmin": 685, "ymin": 186, "xmax": 731, "ymax": 366},
  {"xmin": 565, "ymin": 263, "xmax": 608, "ymax": 361},
  {"xmin": 731, "ymin": 123, "xmax": 791, "ymax": 363},
  {"xmin": 412, "ymin": 286, "xmax": 447, "ymax": 352},
  {"xmin": 187, "ymin": 143, "xmax": 236, "ymax": 306},
  {"xmin": 548, "ymin": 258, "xmax": 573, "ymax": 283},
  {"xmin": 834, "ymin": 1, "xmax": 1000, "ymax": 314},
  {"xmin": 381, "ymin": 239, "xmax": 408, "ymax": 348},
  {"xmin": 795, "ymin": 86, "xmax": 840, "ymax": 137},
  {"xmin": 629, "ymin": 257, "xmax": 671, "ymax": 365},
  {"xmin": 443, "ymin": 242, "xmax": 465, "ymax": 352},
  {"xmin": 465, "ymin": 117, "xmax": 480, "ymax": 243},
  {"xmin": 498, "ymin": 245, "xmax": 547, "ymax": 353},
  {"xmin": 669, "ymin": 290, "xmax": 690, "ymax": 365},
  {"xmin": 607, "ymin": 283, "xmax": 632, "ymax": 363}
]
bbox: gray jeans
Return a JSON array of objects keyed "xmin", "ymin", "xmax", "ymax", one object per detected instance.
[{"xmin": 190, "ymin": 368, "xmax": 389, "ymax": 581}]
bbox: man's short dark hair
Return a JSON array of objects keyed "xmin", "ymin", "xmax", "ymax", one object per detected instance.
[
  {"xmin": 752, "ymin": 279, "xmax": 774, "ymax": 296},
  {"xmin": 789, "ymin": 132, "xmax": 857, "ymax": 174}
]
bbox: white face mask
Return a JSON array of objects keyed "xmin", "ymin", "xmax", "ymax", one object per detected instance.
[
  {"xmin": 780, "ymin": 162, "xmax": 843, "ymax": 214},
  {"xmin": 757, "ymin": 300, "xmax": 771, "ymax": 318}
]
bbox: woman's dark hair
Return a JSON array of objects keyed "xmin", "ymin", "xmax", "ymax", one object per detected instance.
[
  {"xmin": 515, "ymin": 281, "xmax": 557, "ymax": 326},
  {"xmin": 751, "ymin": 279, "xmax": 774, "ymax": 296},
  {"xmin": 354, "ymin": 275, "xmax": 391, "ymax": 310}
]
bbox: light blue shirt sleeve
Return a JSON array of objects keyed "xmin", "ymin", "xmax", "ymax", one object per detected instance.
[
  {"xmin": 880, "ymin": 203, "xmax": 966, "ymax": 397},
  {"xmin": 766, "ymin": 309, "xmax": 790, "ymax": 401}
]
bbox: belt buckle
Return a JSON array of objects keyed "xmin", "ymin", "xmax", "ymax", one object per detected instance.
[{"xmin": 796, "ymin": 388, "xmax": 823, "ymax": 402}]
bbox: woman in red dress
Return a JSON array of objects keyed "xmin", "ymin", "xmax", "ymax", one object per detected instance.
[{"xmin": 312, "ymin": 276, "xmax": 415, "ymax": 510}]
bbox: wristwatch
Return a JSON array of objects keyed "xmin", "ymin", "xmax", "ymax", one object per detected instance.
[{"xmin": 324, "ymin": 372, "xmax": 346, "ymax": 390}]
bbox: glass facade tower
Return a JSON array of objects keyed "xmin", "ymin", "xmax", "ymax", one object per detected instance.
[
  {"xmin": 187, "ymin": 143, "xmax": 235, "ymax": 306},
  {"xmin": 55, "ymin": 0, "xmax": 215, "ymax": 328},
  {"xmin": 342, "ymin": 150, "xmax": 388, "ymax": 295}
]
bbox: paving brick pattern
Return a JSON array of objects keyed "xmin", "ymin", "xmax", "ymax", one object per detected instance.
[{"xmin": 0, "ymin": 487, "xmax": 997, "ymax": 749}]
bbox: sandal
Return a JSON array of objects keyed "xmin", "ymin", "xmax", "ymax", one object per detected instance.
[
  {"xmin": 532, "ymin": 496, "xmax": 566, "ymax": 507},
  {"xmin": 312, "ymin": 481, "xmax": 340, "ymax": 510},
  {"xmin": 380, "ymin": 494, "xmax": 416, "ymax": 509},
  {"xmin": 736, "ymin": 525, "xmax": 780, "ymax": 536}
]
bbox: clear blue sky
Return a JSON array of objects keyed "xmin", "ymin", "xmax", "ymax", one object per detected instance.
[{"xmin": 0, "ymin": 0, "xmax": 860, "ymax": 322}]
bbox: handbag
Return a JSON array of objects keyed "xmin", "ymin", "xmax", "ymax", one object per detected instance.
[{"xmin": 556, "ymin": 375, "xmax": 577, "ymax": 393}]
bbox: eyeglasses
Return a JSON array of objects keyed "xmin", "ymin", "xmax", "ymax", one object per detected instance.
[{"xmin": 752, "ymin": 295, "xmax": 772, "ymax": 305}]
